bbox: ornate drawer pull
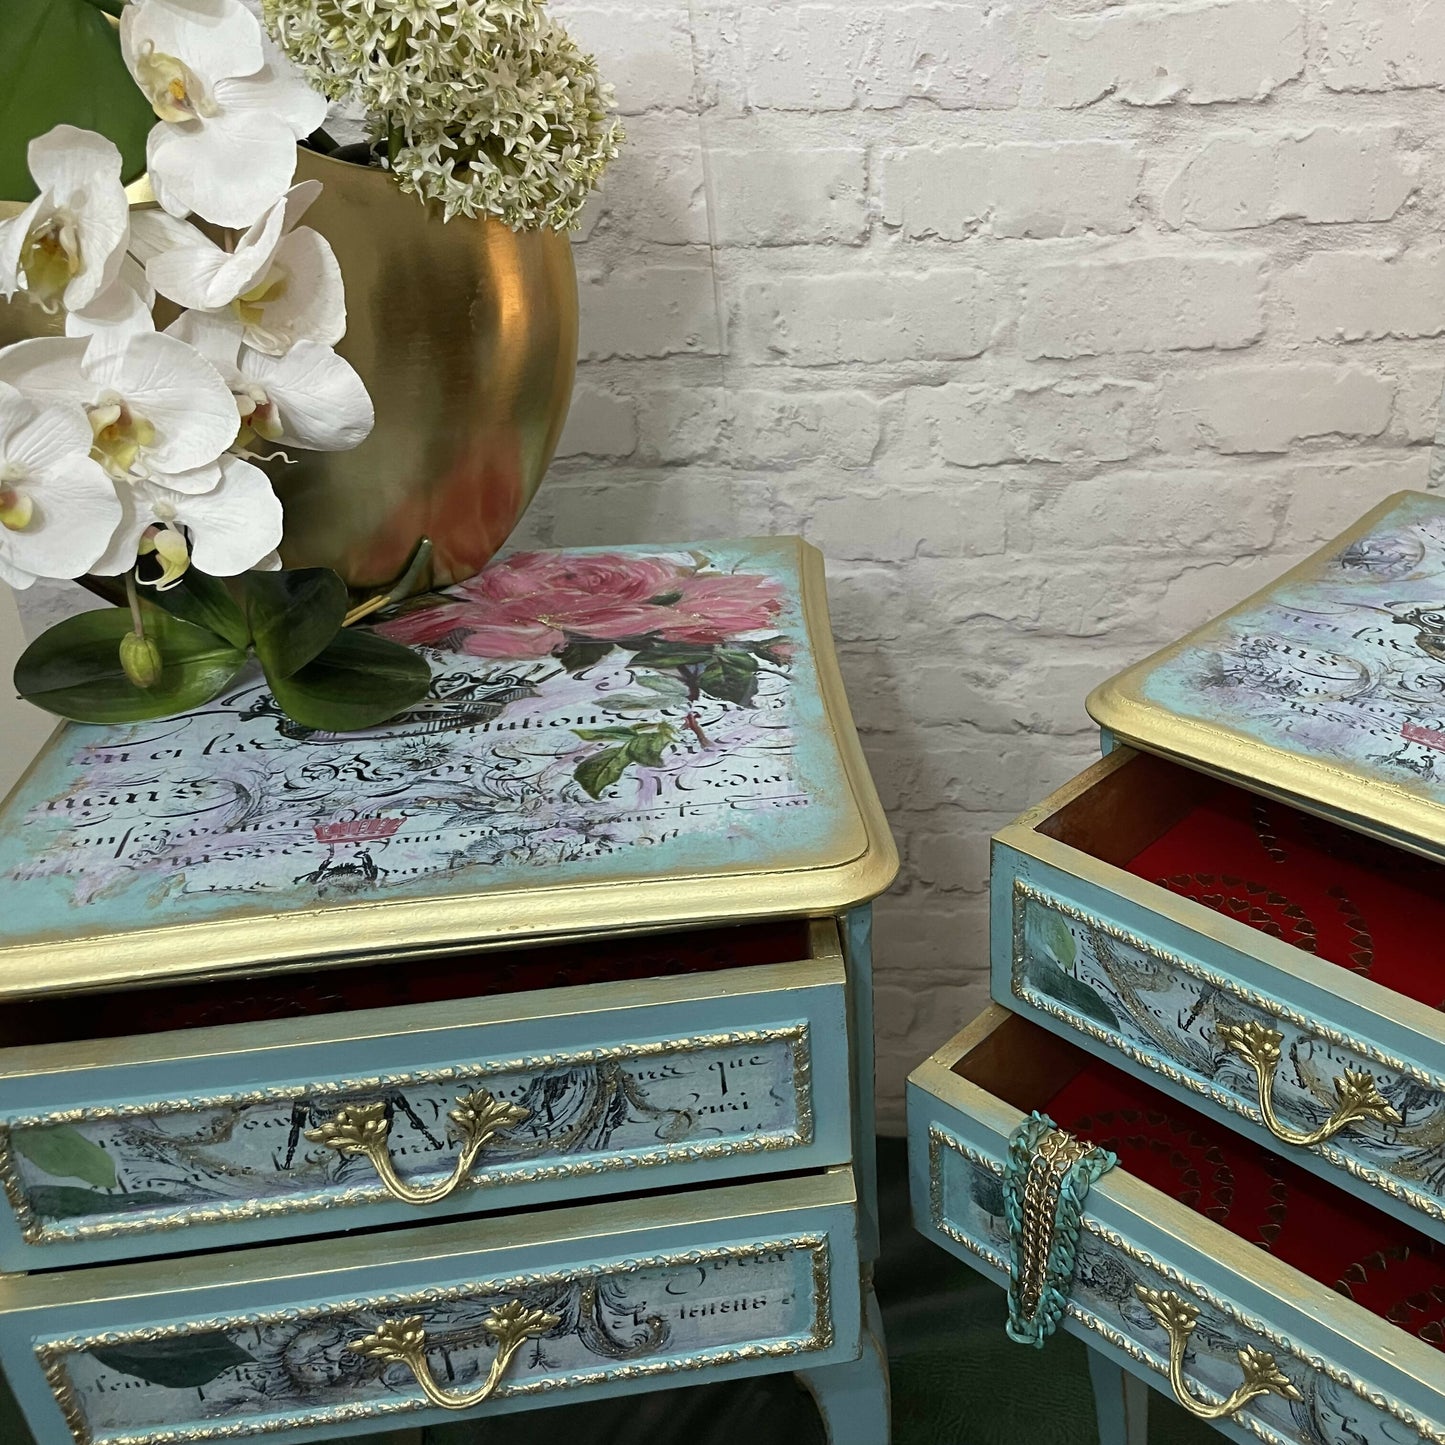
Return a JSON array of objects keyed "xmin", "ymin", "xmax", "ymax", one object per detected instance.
[
  {"xmin": 351, "ymin": 1300, "xmax": 560, "ymax": 1411},
  {"xmin": 305, "ymin": 1088, "xmax": 530, "ymax": 1205},
  {"xmin": 1137, "ymin": 1288, "xmax": 1301, "ymax": 1421},
  {"xmin": 1216, "ymin": 1021, "xmax": 1401, "ymax": 1149}
]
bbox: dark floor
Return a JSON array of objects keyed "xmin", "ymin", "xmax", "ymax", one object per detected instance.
[{"xmin": 2, "ymin": 1139, "xmax": 1217, "ymax": 1444}]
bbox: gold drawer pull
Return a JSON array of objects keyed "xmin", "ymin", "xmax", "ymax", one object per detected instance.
[
  {"xmin": 1217, "ymin": 1021, "xmax": 1401, "ymax": 1149},
  {"xmin": 351, "ymin": 1300, "xmax": 560, "ymax": 1411},
  {"xmin": 305, "ymin": 1089, "xmax": 530, "ymax": 1205},
  {"xmin": 1137, "ymin": 1288, "xmax": 1300, "ymax": 1421}
]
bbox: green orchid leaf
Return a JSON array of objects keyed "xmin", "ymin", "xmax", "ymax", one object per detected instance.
[
  {"xmin": 0, "ymin": 0, "xmax": 155, "ymax": 202},
  {"xmin": 629, "ymin": 642, "xmax": 715, "ymax": 669},
  {"xmin": 13, "ymin": 1126, "xmax": 116, "ymax": 1189},
  {"xmin": 575, "ymin": 746, "xmax": 629, "ymax": 799},
  {"xmin": 151, "ymin": 571, "xmax": 250, "ymax": 652},
  {"xmin": 556, "ymin": 639, "xmax": 613, "ymax": 672},
  {"xmin": 15, "ymin": 608, "xmax": 248, "ymax": 723},
  {"xmin": 90, "ymin": 1334, "xmax": 255, "ymax": 1389},
  {"xmin": 698, "ymin": 649, "xmax": 759, "ymax": 707},
  {"xmin": 245, "ymin": 569, "xmax": 348, "ymax": 681},
  {"xmin": 264, "ymin": 627, "xmax": 432, "ymax": 731},
  {"xmin": 29, "ymin": 1185, "xmax": 176, "ymax": 1222}
]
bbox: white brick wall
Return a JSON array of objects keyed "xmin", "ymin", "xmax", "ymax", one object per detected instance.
[{"xmin": 525, "ymin": 0, "xmax": 1445, "ymax": 1131}]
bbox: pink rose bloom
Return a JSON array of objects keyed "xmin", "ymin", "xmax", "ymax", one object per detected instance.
[
  {"xmin": 379, "ymin": 552, "xmax": 684, "ymax": 659},
  {"xmin": 651, "ymin": 573, "xmax": 785, "ymax": 644}
]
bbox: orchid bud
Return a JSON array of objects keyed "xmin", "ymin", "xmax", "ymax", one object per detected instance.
[{"xmin": 119, "ymin": 632, "xmax": 163, "ymax": 689}]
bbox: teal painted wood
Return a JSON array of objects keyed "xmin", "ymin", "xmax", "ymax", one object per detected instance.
[
  {"xmin": 0, "ymin": 962, "xmax": 853, "ymax": 1270},
  {"xmin": 0, "ymin": 1174, "xmax": 863, "ymax": 1445},
  {"xmin": 842, "ymin": 904, "xmax": 880, "ymax": 1263},
  {"xmin": 989, "ymin": 836, "xmax": 1445, "ymax": 1242},
  {"xmin": 1087, "ymin": 1347, "xmax": 1150, "ymax": 1445},
  {"xmin": 906, "ymin": 1067, "xmax": 1445, "ymax": 1445}
]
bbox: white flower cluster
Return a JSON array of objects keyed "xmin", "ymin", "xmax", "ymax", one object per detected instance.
[
  {"xmin": 0, "ymin": 0, "xmax": 371, "ymax": 593},
  {"xmin": 263, "ymin": 0, "xmax": 623, "ymax": 228}
]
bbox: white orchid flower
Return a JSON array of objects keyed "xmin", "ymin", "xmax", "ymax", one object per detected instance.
[
  {"xmin": 0, "ymin": 126, "xmax": 129, "ymax": 314},
  {"xmin": 0, "ymin": 332, "xmax": 239, "ymax": 493},
  {"xmin": 0, "ymin": 381, "xmax": 122, "ymax": 588},
  {"xmin": 121, "ymin": 0, "xmax": 326, "ymax": 228},
  {"xmin": 65, "ymin": 257, "xmax": 158, "ymax": 361},
  {"xmin": 168, "ymin": 311, "xmax": 372, "ymax": 453},
  {"xmin": 93, "ymin": 454, "xmax": 283, "ymax": 582},
  {"xmin": 132, "ymin": 182, "xmax": 345, "ymax": 355}
]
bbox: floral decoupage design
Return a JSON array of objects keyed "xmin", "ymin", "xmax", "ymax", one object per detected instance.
[{"xmin": 0, "ymin": 542, "xmax": 847, "ymax": 933}]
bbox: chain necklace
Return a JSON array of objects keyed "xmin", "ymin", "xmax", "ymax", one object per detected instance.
[{"xmin": 1003, "ymin": 1111, "xmax": 1117, "ymax": 1348}]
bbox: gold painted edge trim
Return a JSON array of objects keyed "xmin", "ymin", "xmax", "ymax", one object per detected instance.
[
  {"xmin": 926, "ymin": 1123, "xmax": 1445, "ymax": 1445},
  {"xmin": 1009, "ymin": 879, "xmax": 1445, "ymax": 1223},
  {"xmin": 40, "ymin": 1233, "xmax": 837, "ymax": 1445},
  {"xmin": 997, "ymin": 747, "xmax": 1445, "ymax": 1049},
  {"xmin": 0, "ymin": 1025, "xmax": 819, "ymax": 1245},
  {"xmin": 0, "ymin": 539, "xmax": 897, "ymax": 1000},
  {"xmin": 1086, "ymin": 491, "xmax": 1445, "ymax": 865}
]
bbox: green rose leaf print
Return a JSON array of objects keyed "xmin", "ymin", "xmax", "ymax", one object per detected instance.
[
  {"xmin": 698, "ymin": 649, "xmax": 759, "ymax": 707},
  {"xmin": 90, "ymin": 1333, "xmax": 255, "ymax": 1389},
  {"xmin": 14, "ymin": 1125, "xmax": 117, "ymax": 1189},
  {"xmin": 29, "ymin": 1185, "xmax": 176, "ymax": 1221}
]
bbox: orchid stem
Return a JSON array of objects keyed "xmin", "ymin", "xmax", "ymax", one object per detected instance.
[
  {"xmin": 124, "ymin": 571, "xmax": 145, "ymax": 638},
  {"xmin": 343, "ymin": 538, "xmax": 434, "ymax": 627}
]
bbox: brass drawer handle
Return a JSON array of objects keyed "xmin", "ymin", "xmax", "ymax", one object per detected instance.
[
  {"xmin": 351, "ymin": 1300, "xmax": 560, "ymax": 1411},
  {"xmin": 1137, "ymin": 1288, "xmax": 1300, "ymax": 1421},
  {"xmin": 1217, "ymin": 1021, "xmax": 1401, "ymax": 1148},
  {"xmin": 305, "ymin": 1089, "xmax": 530, "ymax": 1205}
]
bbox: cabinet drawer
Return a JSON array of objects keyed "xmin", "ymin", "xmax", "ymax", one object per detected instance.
[
  {"xmin": 0, "ymin": 922, "xmax": 850, "ymax": 1269},
  {"xmin": 0, "ymin": 1170, "xmax": 861, "ymax": 1445},
  {"xmin": 909, "ymin": 1007, "xmax": 1445, "ymax": 1445},
  {"xmin": 993, "ymin": 747, "xmax": 1445, "ymax": 1238}
]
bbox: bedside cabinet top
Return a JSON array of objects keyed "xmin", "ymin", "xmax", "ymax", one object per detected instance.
[{"xmin": 0, "ymin": 539, "xmax": 895, "ymax": 1000}]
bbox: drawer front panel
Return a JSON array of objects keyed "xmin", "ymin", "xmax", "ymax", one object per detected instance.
[
  {"xmin": 922, "ymin": 1119, "xmax": 1433, "ymax": 1445},
  {"xmin": 0, "ymin": 950, "xmax": 851, "ymax": 1268},
  {"xmin": 1, "ymin": 1174, "xmax": 860, "ymax": 1445},
  {"xmin": 999, "ymin": 867, "xmax": 1445, "ymax": 1232}
]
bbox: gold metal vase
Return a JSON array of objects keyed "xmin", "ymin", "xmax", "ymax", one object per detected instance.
[{"xmin": 0, "ymin": 148, "xmax": 579, "ymax": 592}]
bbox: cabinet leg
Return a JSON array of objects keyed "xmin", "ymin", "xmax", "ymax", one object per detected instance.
[
  {"xmin": 797, "ymin": 1288, "xmax": 890, "ymax": 1445},
  {"xmin": 1087, "ymin": 1346, "xmax": 1149, "ymax": 1445}
]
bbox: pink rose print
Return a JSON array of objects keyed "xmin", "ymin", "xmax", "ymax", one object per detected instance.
[{"xmin": 652, "ymin": 573, "xmax": 785, "ymax": 643}]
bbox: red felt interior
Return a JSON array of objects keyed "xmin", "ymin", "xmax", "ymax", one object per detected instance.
[
  {"xmin": 1124, "ymin": 785, "xmax": 1445, "ymax": 1011},
  {"xmin": 1045, "ymin": 1059, "xmax": 1445, "ymax": 1351}
]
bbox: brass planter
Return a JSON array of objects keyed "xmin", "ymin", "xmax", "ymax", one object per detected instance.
[{"xmin": 0, "ymin": 149, "xmax": 579, "ymax": 592}]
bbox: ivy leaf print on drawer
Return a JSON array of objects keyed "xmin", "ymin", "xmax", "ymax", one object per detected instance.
[
  {"xmin": 13, "ymin": 1126, "xmax": 117, "ymax": 1190},
  {"xmin": 90, "ymin": 1334, "xmax": 256, "ymax": 1390}
]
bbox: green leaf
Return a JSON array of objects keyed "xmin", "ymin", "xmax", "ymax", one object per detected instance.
[
  {"xmin": 29, "ymin": 1185, "xmax": 175, "ymax": 1221},
  {"xmin": 629, "ymin": 642, "xmax": 716, "ymax": 669},
  {"xmin": 557, "ymin": 639, "xmax": 613, "ymax": 672},
  {"xmin": 151, "ymin": 571, "xmax": 250, "ymax": 651},
  {"xmin": 624, "ymin": 729, "xmax": 671, "ymax": 769},
  {"xmin": 572, "ymin": 726, "xmax": 643, "ymax": 742},
  {"xmin": 245, "ymin": 568, "xmax": 348, "ymax": 680},
  {"xmin": 1024, "ymin": 955, "xmax": 1118, "ymax": 1030},
  {"xmin": 13, "ymin": 1126, "xmax": 115, "ymax": 1189},
  {"xmin": 637, "ymin": 673, "xmax": 691, "ymax": 700},
  {"xmin": 575, "ymin": 746, "xmax": 629, "ymax": 799},
  {"xmin": 698, "ymin": 649, "xmax": 759, "ymax": 707},
  {"xmin": 15, "ymin": 608, "xmax": 248, "ymax": 724},
  {"xmin": 598, "ymin": 694, "xmax": 673, "ymax": 711},
  {"xmin": 0, "ymin": 0, "xmax": 156, "ymax": 201},
  {"xmin": 265, "ymin": 627, "xmax": 432, "ymax": 732},
  {"xmin": 745, "ymin": 635, "xmax": 792, "ymax": 666},
  {"xmin": 648, "ymin": 590, "xmax": 684, "ymax": 606},
  {"xmin": 90, "ymin": 1333, "xmax": 255, "ymax": 1389},
  {"xmin": 1031, "ymin": 910, "xmax": 1077, "ymax": 971}
]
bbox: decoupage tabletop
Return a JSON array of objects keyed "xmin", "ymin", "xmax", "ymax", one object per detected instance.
[
  {"xmin": 0, "ymin": 539, "xmax": 894, "ymax": 999},
  {"xmin": 1089, "ymin": 490, "xmax": 1445, "ymax": 862}
]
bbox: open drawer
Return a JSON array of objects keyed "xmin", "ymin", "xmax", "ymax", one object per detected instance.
[
  {"xmin": 908, "ymin": 1006, "xmax": 1445, "ymax": 1445},
  {"xmin": 993, "ymin": 745, "xmax": 1445, "ymax": 1240},
  {"xmin": 0, "ymin": 920, "xmax": 850, "ymax": 1270},
  {"xmin": 0, "ymin": 1169, "xmax": 861, "ymax": 1445}
]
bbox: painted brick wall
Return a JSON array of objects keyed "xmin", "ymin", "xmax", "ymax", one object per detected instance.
[{"xmin": 525, "ymin": 0, "xmax": 1445, "ymax": 1130}]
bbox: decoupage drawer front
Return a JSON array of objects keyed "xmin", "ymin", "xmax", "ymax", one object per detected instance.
[
  {"xmin": 908, "ymin": 1009, "xmax": 1445, "ymax": 1445},
  {"xmin": 0, "ymin": 927, "xmax": 850, "ymax": 1269},
  {"xmin": 993, "ymin": 748, "xmax": 1445, "ymax": 1239},
  {"xmin": 0, "ymin": 1171, "xmax": 861, "ymax": 1445}
]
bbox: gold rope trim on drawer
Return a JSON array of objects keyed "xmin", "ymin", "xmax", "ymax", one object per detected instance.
[
  {"xmin": 0, "ymin": 1025, "xmax": 817, "ymax": 1245},
  {"xmin": 39, "ymin": 1234, "xmax": 835, "ymax": 1445},
  {"xmin": 1008, "ymin": 881, "xmax": 1445, "ymax": 1225},
  {"xmin": 926, "ymin": 1125, "xmax": 1445, "ymax": 1445}
]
